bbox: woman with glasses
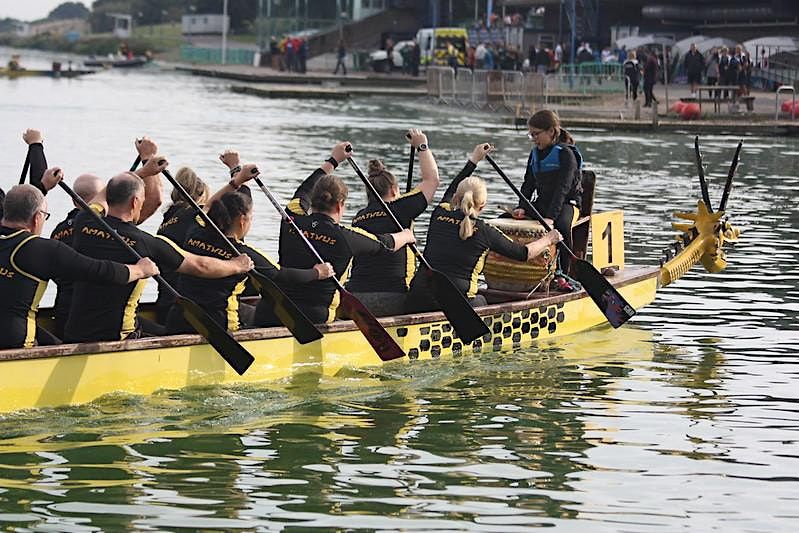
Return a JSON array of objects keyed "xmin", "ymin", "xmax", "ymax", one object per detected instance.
[{"xmin": 511, "ymin": 110, "xmax": 583, "ymax": 282}]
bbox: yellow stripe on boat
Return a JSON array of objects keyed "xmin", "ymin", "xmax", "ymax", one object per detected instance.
[{"xmin": 0, "ymin": 268, "xmax": 658, "ymax": 414}]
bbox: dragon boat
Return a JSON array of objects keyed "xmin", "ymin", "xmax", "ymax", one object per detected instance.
[
  {"xmin": 0, "ymin": 140, "xmax": 742, "ymax": 414},
  {"xmin": 0, "ymin": 68, "xmax": 95, "ymax": 79}
]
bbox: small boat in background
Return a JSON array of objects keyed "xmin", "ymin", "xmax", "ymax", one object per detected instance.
[
  {"xmin": 1, "ymin": 60, "xmax": 95, "ymax": 79},
  {"xmin": 84, "ymin": 56, "xmax": 149, "ymax": 68}
]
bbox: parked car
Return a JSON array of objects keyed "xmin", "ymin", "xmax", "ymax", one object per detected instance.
[{"xmin": 368, "ymin": 40, "xmax": 414, "ymax": 72}]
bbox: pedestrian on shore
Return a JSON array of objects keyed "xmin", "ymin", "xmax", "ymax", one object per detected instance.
[
  {"xmin": 386, "ymin": 37, "xmax": 395, "ymax": 74},
  {"xmin": 737, "ymin": 45, "xmax": 750, "ymax": 96},
  {"xmin": 333, "ymin": 39, "xmax": 347, "ymax": 75},
  {"xmin": 536, "ymin": 46, "xmax": 551, "ymax": 74},
  {"xmin": 269, "ymin": 36, "xmax": 280, "ymax": 70},
  {"xmin": 618, "ymin": 45, "xmax": 628, "ymax": 63},
  {"xmin": 643, "ymin": 51, "xmax": 659, "ymax": 107},
  {"xmin": 554, "ymin": 43, "xmax": 563, "ymax": 69},
  {"xmin": 285, "ymin": 38, "xmax": 295, "ymax": 72},
  {"xmin": 476, "ymin": 42, "xmax": 487, "ymax": 69},
  {"xmin": 298, "ymin": 38, "xmax": 308, "ymax": 74},
  {"xmin": 684, "ymin": 43, "xmax": 705, "ymax": 96},
  {"xmin": 410, "ymin": 39, "xmax": 420, "ymax": 77},
  {"xmin": 706, "ymin": 48, "xmax": 720, "ymax": 97},
  {"xmin": 623, "ymin": 50, "xmax": 640, "ymax": 101},
  {"xmin": 484, "ymin": 43, "xmax": 495, "ymax": 70},
  {"xmin": 467, "ymin": 45, "xmax": 476, "ymax": 71},
  {"xmin": 528, "ymin": 44, "xmax": 537, "ymax": 70},
  {"xmin": 719, "ymin": 46, "xmax": 730, "ymax": 99},
  {"xmin": 446, "ymin": 40, "xmax": 458, "ymax": 74}
]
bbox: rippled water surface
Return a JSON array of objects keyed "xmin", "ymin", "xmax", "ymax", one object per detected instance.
[{"xmin": 0, "ymin": 48, "xmax": 798, "ymax": 531}]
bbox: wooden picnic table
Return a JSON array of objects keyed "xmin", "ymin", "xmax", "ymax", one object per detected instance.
[{"xmin": 683, "ymin": 85, "xmax": 749, "ymax": 113}]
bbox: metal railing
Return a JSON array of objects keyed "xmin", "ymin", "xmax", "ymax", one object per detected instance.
[{"xmin": 426, "ymin": 67, "xmax": 622, "ymax": 111}]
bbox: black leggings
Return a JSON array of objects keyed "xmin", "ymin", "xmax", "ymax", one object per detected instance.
[{"xmin": 552, "ymin": 204, "xmax": 575, "ymax": 274}]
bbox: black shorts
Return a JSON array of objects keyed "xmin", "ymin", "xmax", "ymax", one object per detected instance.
[{"xmin": 687, "ymin": 72, "xmax": 701, "ymax": 84}]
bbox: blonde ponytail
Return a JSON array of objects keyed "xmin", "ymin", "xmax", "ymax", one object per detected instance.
[{"xmin": 453, "ymin": 177, "xmax": 487, "ymax": 240}]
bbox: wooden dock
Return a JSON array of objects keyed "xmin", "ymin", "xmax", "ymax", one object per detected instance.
[
  {"xmin": 506, "ymin": 116, "xmax": 799, "ymax": 136},
  {"xmin": 231, "ymin": 83, "xmax": 426, "ymax": 100}
]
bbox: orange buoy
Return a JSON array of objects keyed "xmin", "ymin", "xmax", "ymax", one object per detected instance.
[
  {"xmin": 680, "ymin": 102, "xmax": 701, "ymax": 120},
  {"xmin": 671, "ymin": 101, "xmax": 686, "ymax": 114}
]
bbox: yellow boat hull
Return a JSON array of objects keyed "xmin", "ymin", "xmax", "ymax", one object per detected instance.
[{"xmin": 0, "ymin": 267, "xmax": 658, "ymax": 414}]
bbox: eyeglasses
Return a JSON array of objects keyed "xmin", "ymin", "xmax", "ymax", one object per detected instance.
[
  {"xmin": 39, "ymin": 210, "xmax": 51, "ymax": 221},
  {"xmin": 527, "ymin": 129, "xmax": 549, "ymax": 140}
]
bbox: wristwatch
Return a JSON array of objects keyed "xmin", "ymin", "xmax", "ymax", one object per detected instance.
[
  {"xmin": 417, "ymin": 143, "xmax": 429, "ymax": 152},
  {"xmin": 228, "ymin": 178, "xmax": 241, "ymax": 190}
]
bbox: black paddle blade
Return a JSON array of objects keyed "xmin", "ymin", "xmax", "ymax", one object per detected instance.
[
  {"xmin": 338, "ymin": 290, "xmax": 405, "ymax": 362},
  {"xmin": 178, "ymin": 296, "xmax": 255, "ymax": 375},
  {"xmin": 429, "ymin": 270, "xmax": 489, "ymax": 344},
  {"xmin": 247, "ymin": 269, "xmax": 323, "ymax": 344},
  {"xmin": 572, "ymin": 259, "xmax": 635, "ymax": 328}
]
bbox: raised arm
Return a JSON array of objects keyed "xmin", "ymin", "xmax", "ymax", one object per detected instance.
[
  {"xmin": 407, "ymin": 128, "xmax": 440, "ymax": 202},
  {"xmin": 22, "ymin": 129, "xmax": 48, "ymax": 193},
  {"xmin": 440, "ymin": 143, "xmax": 493, "ymax": 205},
  {"xmin": 287, "ymin": 142, "xmax": 353, "ymax": 215},
  {"xmin": 207, "ymin": 162, "xmax": 261, "ymax": 211},
  {"xmin": 133, "ymin": 137, "xmax": 163, "ymax": 223}
]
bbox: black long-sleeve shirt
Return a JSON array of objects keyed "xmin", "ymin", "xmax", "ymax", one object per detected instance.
[
  {"xmin": 0, "ymin": 226, "xmax": 130, "ymax": 349},
  {"xmin": 254, "ymin": 168, "xmax": 394, "ymax": 324},
  {"xmin": 168, "ymin": 223, "xmax": 318, "ymax": 333},
  {"xmin": 411, "ymin": 161, "xmax": 528, "ymax": 299},
  {"xmin": 518, "ymin": 144, "xmax": 582, "ymax": 221}
]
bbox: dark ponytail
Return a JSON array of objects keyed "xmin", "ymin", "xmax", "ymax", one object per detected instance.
[
  {"xmin": 366, "ymin": 159, "xmax": 397, "ymax": 202},
  {"xmin": 528, "ymin": 109, "xmax": 575, "ymax": 146},
  {"xmin": 207, "ymin": 192, "xmax": 252, "ymax": 234},
  {"xmin": 310, "ymin": 175, "xmax": 348, "ymax": 213}
]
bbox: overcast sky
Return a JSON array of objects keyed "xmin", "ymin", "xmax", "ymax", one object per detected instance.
[{"xmin": 1, "ymin": 1, "xmax": 92, "ymax": 21}]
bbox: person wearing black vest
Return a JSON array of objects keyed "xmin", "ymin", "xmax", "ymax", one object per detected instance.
[
  {"xmin": 512, "ymin": 110, "xmax": 583, "ymax": 281},
  {"xmin": 405, "ymin": 143, "xmax": 562, "ymax": 313},
  {"xmin": 345, "ymin": 128, "xmax": 440, "ymax": 316},
  {"xmin": 0, "ymin": 183, "xmax": 159, "ymax": 349},
  {"xmin": 166, "ymin": 169, "xmax": 335, "ymax": 334},
  {"xmin": 623, "ymin": 50, "xmax": 641, "ymax": 101},
  {"xmin": 252, "ymin": 142, "xmax": 416, "ymax": 326}
]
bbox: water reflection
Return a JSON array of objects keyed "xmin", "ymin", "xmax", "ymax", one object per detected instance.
[{"xmin": 1, "ymin": 49, "xmax": 798, "ymax": 529}]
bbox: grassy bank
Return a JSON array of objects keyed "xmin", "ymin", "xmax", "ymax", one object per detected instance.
[{"xmin": 0, "ymin": 23, "xmax": 185, "ymax": 58}]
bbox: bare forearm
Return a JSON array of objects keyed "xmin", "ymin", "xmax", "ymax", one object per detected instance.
[{"xmin": 417, "ymin": 150, "xmax": 440, "ymax": 202}]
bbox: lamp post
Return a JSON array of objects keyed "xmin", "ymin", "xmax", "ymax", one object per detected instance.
[{"xmin": 221, "ymin": 0, "xmax": 228, "ymax": 65}]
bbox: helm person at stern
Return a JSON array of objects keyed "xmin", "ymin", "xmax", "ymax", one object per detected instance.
[{"xmin": 512, "ymin": 110, "xmax": 583, "ymax": 276}]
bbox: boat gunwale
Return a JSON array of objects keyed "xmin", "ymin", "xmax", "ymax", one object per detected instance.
[{"xmin": 0, "ymin": 266, "xmax": 658, "ymax": 363}]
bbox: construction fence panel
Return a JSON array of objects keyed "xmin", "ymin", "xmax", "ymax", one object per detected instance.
[
  {"xmin": 486, "ymin": 70, "xmax": 505, "ymax": 110},
  {"xmin": 439, "ymin": 67, "xmax": 456, "ymax": 104},
  {"xmin": 472, "ymin": 69, "xmax": 489, "ymax": 109},
  {"xmin": 522, "ymin": 72, "xmax": 546, "ymax": 111},
  {"xmin": 455, "ymin": 69, "xmax": 474, "ymax": 106},
  {"xmin": 502, "ymin": 71, "xmax": 524, "ymax": 111},
  {"xmin": 426, "ymin": 66, "xmax": 442, "ymax": 101}
]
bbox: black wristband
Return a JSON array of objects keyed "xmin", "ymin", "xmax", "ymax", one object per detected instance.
[
  {"xmin": 326, "ymin": 157, "xmax": 339, "ymax": 169},
  {"xmin": 229, "ymin": 165, "xmax": 241, "ymax": 177}
]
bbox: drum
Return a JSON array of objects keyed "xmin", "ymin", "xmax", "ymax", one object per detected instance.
[{"xmin": 482, "ymin": 217, "xmax": 556, "ymax": 292}]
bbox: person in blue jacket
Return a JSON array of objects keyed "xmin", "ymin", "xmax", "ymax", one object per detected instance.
[{"xmin": 512, "ymin": 109, "xmax": 583, "ymax": 284}]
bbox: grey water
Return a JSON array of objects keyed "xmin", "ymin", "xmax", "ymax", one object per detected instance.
[{"xmin": 0, "ymin": 47, "xmax": 797, "ymax": 531}]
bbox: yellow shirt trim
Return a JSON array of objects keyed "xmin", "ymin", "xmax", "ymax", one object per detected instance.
[{"xmin": 120, "ymin": 279, "xmax": 147, "ymax": 340}]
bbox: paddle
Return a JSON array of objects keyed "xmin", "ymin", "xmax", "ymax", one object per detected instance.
[
  {"xmin": 485, "ymin": 154, "xmax": 635, "ymax": 329},
  {"xmin": 694, "ymin": 136, "xmax": 713, "ymax": 212},
  {"xmin": 718, "ymin": 140, "xmax": 742, "ymax": 212},
  {"xmin": 252, "ymin": 176, "xmax": 406, "ymax": 362},
  {"xmin": 161, "ymin": 168, "xmax": 322, "ymax": 344},
  {"xmin": 130, "ymin": 155, "xmax": 141, "ymax": 172},
  {"xmin": 346, "ymin": 155, "xmax": 490, "ymax": 344},
  {"xmin": 405, "ymin": 144, "xmax": 416, "ymax": 193},
  {"xmin": 58, "ymin": 177, "xmax": 255, "ymax": 375},
  {"xmin": 19, "ymin": 148, "xmax": 31, "ymax": 185}
]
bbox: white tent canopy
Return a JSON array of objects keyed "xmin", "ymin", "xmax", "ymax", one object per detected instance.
[
  {"xmin": 615, "ymin": 34, "xmax": 675, "ymax": 51},
  {"xmin": 743, "ymin": 36, "xmax": 799, "ymax": 56}
]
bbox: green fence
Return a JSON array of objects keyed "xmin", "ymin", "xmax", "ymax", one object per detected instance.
[{"xmin": 180, "ymin": 45, "xmax": 255, "ymax": 65}]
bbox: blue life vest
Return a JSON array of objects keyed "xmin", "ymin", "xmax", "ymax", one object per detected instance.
[{"xmin": 529, "ymin": 144, "xmax": 583, "ymax": 177}]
